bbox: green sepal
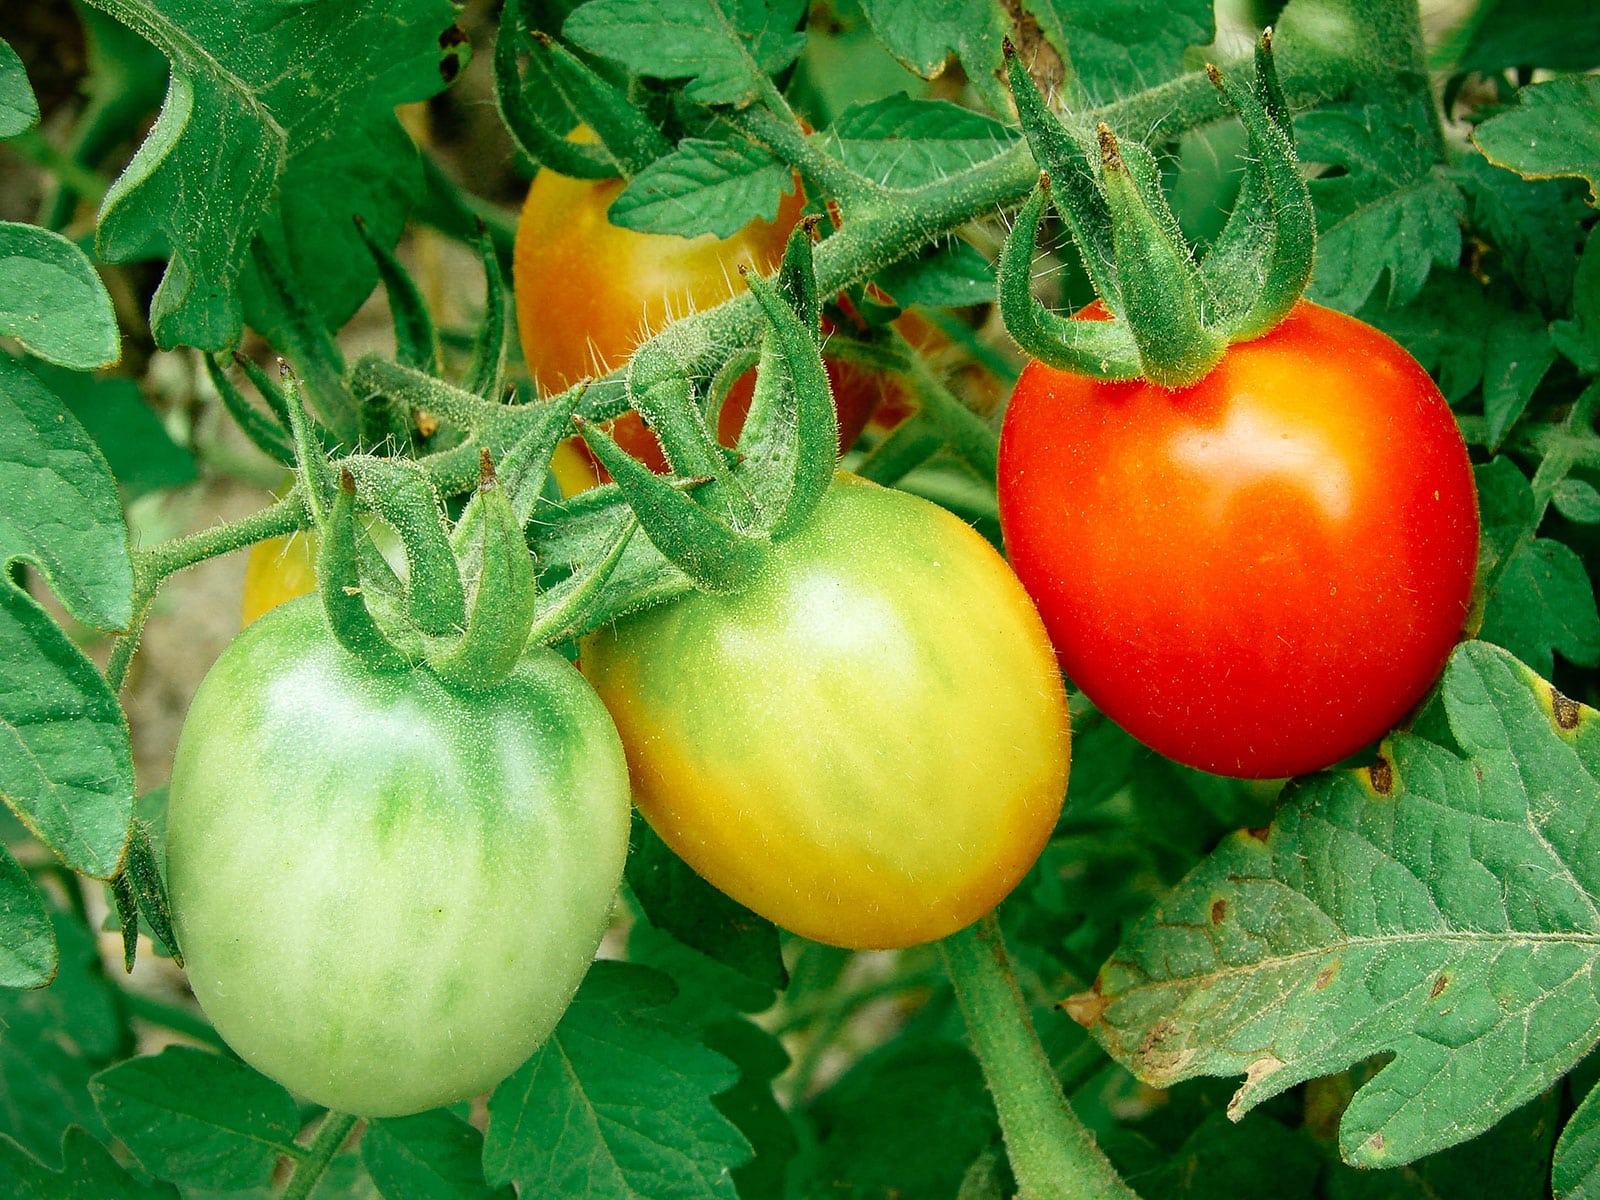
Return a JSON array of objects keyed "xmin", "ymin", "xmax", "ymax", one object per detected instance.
[
  {"xmin": 502, "ymin": 388, "xmax": 590, "ymax": 528},
  {"xmin": 740, "ymin": 262, "xmax": 837, "ymax": 541},
  {"xmin": 108, "ymin": 871, "xmax": 138, "ymax": 973},
  {"xmin": 1204, "ymin": 58, "xmax": 1315, "ymax": 341},
  {"xmin": 576, "ymin": 416, "xmax": 767, "ymax": 594},
  {"xmin": 1003, "ymin": 43, "xmax": 1119, "ymax": 304},
  {"xmin": 996, "ymin": 180, "xmax": 1142, "ymax": 379},
  {"xmin": 494, "ymin": 1, "xmax": 615, "ymax": 180},
  {"xmin": 428, "ymin": 452, "xmax": 539, "ymax": 692},
  {"xmin": 110, "ymin": 818, "xmax": 180, "ymax": 972},
  {"xmin": 1253, "ymin": 27, "xmax": 1291, "ymax": 136},
  {"xmin": 626, "ymin": 345, "xmax": 754, "ymax": 527},
  {"xmin": 230, "ymin": 350, "xmax": 293, "ymax": 430},
  {"xmin": 1098, "ymin": 125, "xmax": 1227, "ymax": 386},
  {"xmin": 284, "ymin": 365, "xmax": 337, "ymax": 528},
  {"xmin": 531, "ymin": 32, "xmax": 670, "ymax": 178},
  {"xmin": 341, "ymin": 456, "xmax": 467, "ymax": 638},
  {"xmin": 462, "ymin": 221, "xmax": 509, "ymax": 400},
  {"xmin": 248, "ymin": 224, "xmax": 354, "ymax": 444},
  {"xmin": 527, "ymin": 514, "xmax": 637, "ymax": 645},
  {"xmin": 205, "ymin": 355, "xmax": 294, "ymax": 465},
  {"xmin": 317, "ymin": 470, "xmax": 417, "ymax": 671},
  {"xmin": 354, "ymin": 213, "xmax": 439, "ymax": 375},
  {"xmin": 775, "ymin": 215, "xmax": 822, "ymax": 334}
]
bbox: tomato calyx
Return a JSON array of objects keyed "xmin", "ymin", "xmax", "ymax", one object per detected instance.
[
  {"xmin": 999, "ymin": 30, "xmax": 1315, "ymax": 388},
  {"xmin": 571, "ymin": 223, "xmax": 844, "ymax": 596}
]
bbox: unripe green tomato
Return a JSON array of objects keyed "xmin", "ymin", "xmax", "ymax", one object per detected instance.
[
  {"xmin": 582, "ymin": 472, "xmax": 1071, "ymax": 950},
  {"xmin": 166, "ymin": 595, "xmax": 631, "ymax": 1116}
]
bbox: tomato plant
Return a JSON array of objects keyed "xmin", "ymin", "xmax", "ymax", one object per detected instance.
[
  {"xmin": 998, "ymin": 302, "xmax": 1479, "ymax": 778},
  {"xmin": 581, "ymin": 472, "xmax": 1070, "ymax": 950},
  {"xmin": 164, "ymin": 595, "xmax": 632, "ymax": 1117}
]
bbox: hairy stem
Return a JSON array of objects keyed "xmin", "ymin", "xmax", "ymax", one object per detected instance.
[
  {"xmin": 279, "ymin": 1111, "xmax": 359, "ymax": 1200},
  {"xmin": 941, "ymin": 916, "xmax": 1139, "ymax": 1200}
]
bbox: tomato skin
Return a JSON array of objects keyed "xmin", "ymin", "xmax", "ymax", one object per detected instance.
[
  {"xmin": 165, "ymin": 596, "xmax": 632, "ymax": 1116},
  {"xmin": 240, "ymin": 531, "xmax": 319, "ymax": 626},
  {"xmin": 997, "ymin": 301, "xmax": 1478, "ymax": 779},
  {"xmin": 581, "ymin": 472, "xmax": 1071, "ymax": 950},
  {"xmin": 512, "ymin": 142, "xmax": 881, "ymax": 483}
]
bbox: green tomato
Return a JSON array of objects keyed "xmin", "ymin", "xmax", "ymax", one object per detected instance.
[
  {"xmin": 582, "ymin": 472, "xmax": 1071, "ymax": 950},
  {"xmin": 165, "ymin": 595, "xmax": 631, "ymax": 1117}
]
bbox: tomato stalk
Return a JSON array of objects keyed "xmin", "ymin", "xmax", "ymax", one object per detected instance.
[
  {"xmin": 278, "ymin": 1111, "xmax": 359, "ymax": 1200},
  {"xmin": 941, "ymin": 916, "xmax": 1140, "ymax": 1200}
]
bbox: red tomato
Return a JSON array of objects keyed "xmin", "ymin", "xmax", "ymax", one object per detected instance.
[{"xmin": 997, "ymin": 301, "xmax": 1478, "ymax": 779}]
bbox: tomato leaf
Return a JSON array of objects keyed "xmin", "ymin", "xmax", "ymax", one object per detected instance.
[
  {"xmin": 483, "ymin": 960, "xmax": 751, "ymax": 1199},
  {"xmin": 1367, "ymin": 272, "xmax": 1556, "ymax": 450},
  {"xmin": 1454, "ymin": 0, "xmax": 1600, "ymax": 74},
  {"xmin": 0, "ymin": 37, "xmax": 39, "ymax": 139},
  {"xmin": 0, "ymin": 223, "xmax": 119, "ymax": 371},
  {"xmin": 626, "ymin": 814, "xmax": 787, "ymax": 994},
  {"xmin": 80, "ymin": 0, "xmax": 458, "ymax": 350},
  {"xmin": 24, "ymin": 360, "xmax": 197, "ymax": 500},
  {"xmin": 1475, "ymin": 457, "xmax": 1600, "ymax": 676},
  {"xmin": 1025, "ymin": 0, "xmax": 1213, "ymax": 107},
  {"xmin": 0, "ymin": 1126, "xmax": 179, "ymax": 1199},
  {"xmin": 610, "ymin": 136, "xmax": 792, "ymax": 239},
  {"xmin": 1457, "ymin": 151, "xmax": 1592, "ymax": 319},
  {"xmin": 822, "ymin": 95, "xmax": 1018, "ymax": 191},
  {"xmin": 1300, "ymin": 98, "xmax": 1465, "ymax": 313},
  {"xmin": 0, "ymin": 909, "xmax": 128, "ymax": 1161},
  {"xmin": 1555, "ymin": 1079, "xmax": 1600, "ymax": 1200},
  {"xmin": 701, "ymin": 1018, "xmax": 795, "ymax": 1199},
  {"xmin": 874, "ymin": 237, "xmax": 994, "ymax": 307},
  {"xmin": 0, "ymin": 841, "xmax": 54, "ymax": 989},
  {"xmin": 800, "ymin": 1038, "xmax": 999, "ymax": 1199},
  {"xmin": 364, "ymin": 1110, "xmax": 512, "ymax": 1200},
  {"xmin": 854, "ymin": 0, "xmax": 1004, "ymax": 96},
  {"xmin": 1553, "ymin": 226, "xmax": 1600, "ymax": 374},
  {"xmin": 1068, "ymin": 641, "xmax": 1600, "ymax": 1168},
  {"xmin": 564, "ymin": 0, "xmax": 806, "ymax": 107},
  {"xmin": 1474, "ymin": 76, "xmax": 1600, "ymax": 206},
  {"xmin": 90, "ymin": 1046, "xmax": 301, "ymax": 1191}
]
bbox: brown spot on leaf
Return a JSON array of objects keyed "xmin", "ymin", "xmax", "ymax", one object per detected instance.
[
  {"xmin": 1368, "ymin": 756, "xmax": 1393, "ymax": 795},
  {"xmin": 1242, "ymin": 1053, "xmax": 1285, "ymax": 1090},
  {"xmin": 1431, "ymin": 973, "xmax": 1449, "ymax": 999},
  {"xmin": 1061, "ymin": 983, "xmax": 1108, "ymax": 1029},
  {"xmin": 1135, "ymin": 1018, "xmax": 1195, "ymax": 1082},
  {"xmin": 1245, "ymin": 825, "xmax": 1271, "ymax": 842},
  {"xmin": 1367, "ymin": 1132, "xmax": 1385, "ymax": 1155},
  {"xmin": 1552, "ymin": 686, "xmax": 1581, "ymax": 730},
  {"xmin": 438, "ymin": 25, "xmax": 468, "ymax": 83},
  {"xmin": 1210, "ymin": 898, "xmax": 1227, "ymax": 925},
  {"xmin": 1314, "ymin": 964, "xmax": 1337, "ymax": 990}
]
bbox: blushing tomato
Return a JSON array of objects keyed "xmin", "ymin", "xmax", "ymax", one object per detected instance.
[
  {"xmin": 581, "ymin": 472, "xmax": 1071, "ymax": 950},
  {"xmin": 997, "ymin": 301, "xmax": 1478, "ymax": 779},
  {"xmin": 165, "ymin": 595, "xmax": 632, "ymax": 1116},
  {"xmin": 512, "ymin": 131, "xmax": 883, "ymax": 485}
]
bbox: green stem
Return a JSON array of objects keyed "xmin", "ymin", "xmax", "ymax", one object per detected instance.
[
  {"xmin": 940, "ymin": 916, "xmax": 1139, "ymax": 1200},
  {"xmin": 106, "ymin": 492, "xmax": 308, "ymax": 694},
  {"xmin": 279, "ymin": 1111, "xmax": 359, "ymax": 1200}
]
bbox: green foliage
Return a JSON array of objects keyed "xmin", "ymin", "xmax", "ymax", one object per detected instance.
[
  {"xmin": 5, "ymin": 0, "xmax": 1600, "ymax": 1195},
  {"xmin": 1073, "ymin": 642, "xmax": 1600, "ymax": 1167}
]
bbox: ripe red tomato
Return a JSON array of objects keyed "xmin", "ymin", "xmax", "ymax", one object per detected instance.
[
  {"xmin": 997, "ymin": 301, "xmax": 1478, "ymax": 779},
  {"xmin": 512, "ymin": 132, "xmax": 883, "ymax": 484}
]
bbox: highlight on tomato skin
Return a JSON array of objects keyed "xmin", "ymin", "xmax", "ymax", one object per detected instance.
[
  {"xmin": 996, "ymin": 301, "xmax": 1479, "ymax": 780},
  {"xmin": 580, "ymin": 472, "xmax": 1072, "ymax": 950}
]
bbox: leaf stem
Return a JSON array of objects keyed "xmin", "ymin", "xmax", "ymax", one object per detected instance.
[
  {"xmin": 279, "ymin": 1111, "xmax": 359, "ymax": 1200},
  {"xmin": 940, "ymin": 916, "xmax": 1139, "ymax": 1200}
]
